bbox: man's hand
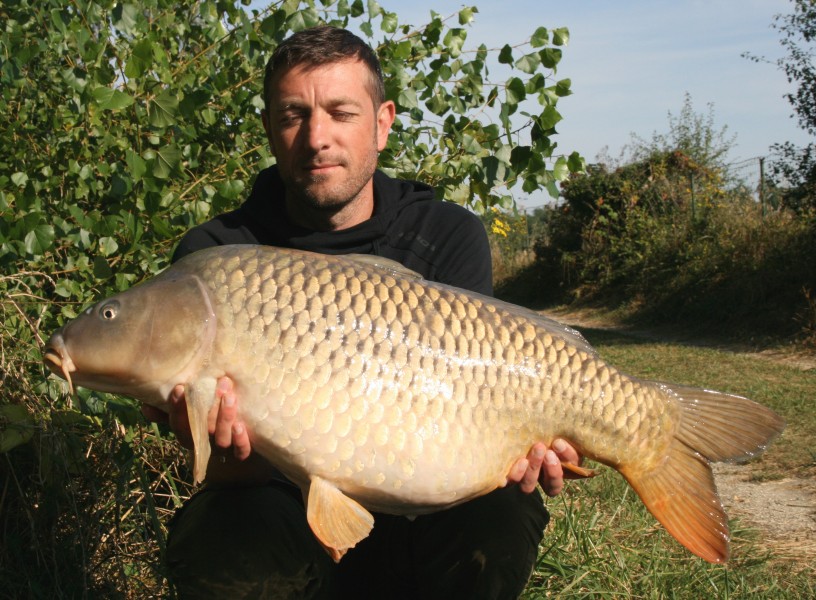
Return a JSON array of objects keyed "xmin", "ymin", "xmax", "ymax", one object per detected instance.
[
  {"xmin": 141, "ymin": 377, "xmax": 252, "ymax": 460},
  {"xmin": 506, "ymin": 439, "xmax": 581, "ymax": 497}
]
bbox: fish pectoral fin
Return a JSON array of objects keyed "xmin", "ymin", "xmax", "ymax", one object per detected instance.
[
  {"xmin": 562, "ymin": 461, "xmax": 599, "ymax": 479},
  {"xmin": 305, "ymin": 476, "xmax": 375, "ymax": 563},
  {"xmin": 184, "ymin": 379, "xmax": 218, "ymax": 484}
]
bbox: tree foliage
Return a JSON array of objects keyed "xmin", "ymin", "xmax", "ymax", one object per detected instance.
[
  {"xmin": 0, "ymin": 0, "xmax": 582, "ymax": 595},
  {"xmin": 628, "ymin": 92, "xmax": 736, "ymax": 174},
  {"xmin": 745, "ymin": 0, "xmax": 816, "ymax": 209}
]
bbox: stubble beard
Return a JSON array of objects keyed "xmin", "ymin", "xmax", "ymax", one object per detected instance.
[{"xmin": 285, "ymin": 145, "xmax": 380, "ymax": 218}]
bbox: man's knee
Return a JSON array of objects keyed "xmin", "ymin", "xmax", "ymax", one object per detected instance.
[{"xmin": 166, "ymin": 484, "xmax": 337, "ymax": 599}]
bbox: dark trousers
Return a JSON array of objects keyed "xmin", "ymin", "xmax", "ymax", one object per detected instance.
[{"xmin": 166, "ymin": 481, "xmax": 548, "ymax": 600}]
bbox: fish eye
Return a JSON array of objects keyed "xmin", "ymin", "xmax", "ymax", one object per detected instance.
[{"xmin": 99, "ymin": 300, "xmax": 120, "ymax": 321}]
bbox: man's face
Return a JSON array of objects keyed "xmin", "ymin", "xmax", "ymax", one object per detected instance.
[{"xmin": 262, "ymin": 59, "xmax": 395, "ymax": 220}]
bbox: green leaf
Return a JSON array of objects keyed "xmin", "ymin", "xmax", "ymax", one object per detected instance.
[
  {"xmin": 537, "ymin": 106, "xmax": 562, "ymax": 130},
  {"xmin": 443, "ymin": 29, "xmax": 466, "ymax": 58},
  {"xmin": 397, "ymin": 87, "xmax": 418, "ymax": 110},
  {"xmin": 498, "ymin": 44, "xmax": 513, "ymax": 65},
  {"xmin": 149, "ymin": 91, "xmax": 179, "ymax": 128},
  {"xmin": 553, "ymin": 156, "xmax": 569, "ymax": 181},
  {"xmin": 92, "ymin": 87, "xmax": 135, "ymax": 110},
  {"xmin": 381, "ymin": 12, "xmax": 398, "ymax": 33},
  {"xmin": 93, "ymin": 255, "xmax": 114, "ymax": 279},
  {"xmin": 515, "ymin": 52, "xmax": 541, "ymax": 75},
  {"xmin": 153, "ymin": 145, "xmax": 181, "ymax": 179},
  {"xmin": 552, "ymin": 27, "xmax": 570, "ymax": 46},
  {"xmin": 11, "ymin": 172, "xmax": 28, "ymax": 187},
  {"xmin": 482, "ymin": 156, "xmax": 507, "ymax": 186},
  {"xmin": 530, "ymin": 27, "xmax": 549, "ymax": 48},
  {"xmin": 392, "ymin": 40, "xmax": 413, "ymax": 61},
  {"xmin": 350, "ymin": 0, "xmax": 365, "ymax": 17},
  {"xmin": 567, "ymin": 151, "xmax": 586, "ymax": 173},
  {"xmin": 24, "ymin": 224, "xmax": 55, "ymax": 255},
  {"xmin": 112, "ymin": 3, "xmax": 140, "ymax": 36},
  {"xmin": 461, "ymin": 133, "xmax": 481, "ymax": 154},
  {"xmin": 0, "ymin": 405, "xmax": 35, "ymax": 453},
  {"xmin": 126, "ymin": 149, "xmax": 147, "ymax": 181},
  {"xmin": 539, "ymin": 48, "xmax": 562, "ymax": 69},
  {"xmin": 505, "ymin": 77, "xmax": 526, "ymax": 105},
  {"xmin": 555, "ymin": 78, "xmax": 572, "ymax": 97},
  {"xmin": 368, "ymin": 0, "xmax": 383, "ymax": 18},
  {"xmin": 458, "ymin": 7, "xmax": 476, "ymax": 25},
  {"xmin": 98, "ymin": 236, "xmax": 119, "ymax": 257},
  {"xmin": 125, "ymin": 39, "xmax": 153, "ymax": 79}
]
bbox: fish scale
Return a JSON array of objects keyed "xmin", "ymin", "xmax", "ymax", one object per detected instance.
[{"xmin": 43, "ymin": 244, "xmax": 785, "ymax": 563}]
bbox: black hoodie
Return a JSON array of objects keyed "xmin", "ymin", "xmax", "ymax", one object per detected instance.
[{"xmin": 173, "ymin": 166, "xmax": 493, "ymax": 295}]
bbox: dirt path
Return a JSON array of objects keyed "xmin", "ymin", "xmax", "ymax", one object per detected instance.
[
  {"xmin": 713, "ymin": 464, "xmax": 816, "ymax": 560},
  {"xmin": 544, "ymin": 308, "xmax": 816, "ymax": 560}
]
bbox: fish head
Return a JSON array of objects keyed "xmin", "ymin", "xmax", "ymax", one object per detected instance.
[{"xmin": 43, "ymin": 272, "xmax": 216, "ymax": 409}]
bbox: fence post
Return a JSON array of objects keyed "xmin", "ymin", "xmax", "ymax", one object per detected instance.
[
  {"xmin": 759, "ymin": 156, "xmax": 766, "ymax": 218},
  {"xmin": 689, "ymin": 173, "xmax": 696, "ymax": 221}
]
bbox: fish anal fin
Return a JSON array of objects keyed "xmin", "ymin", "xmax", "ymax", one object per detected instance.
[
  {"xmin": 562, "ymin": 461, "xmax": 599, "ymax": 479},
  {"xmin": 620, "ymin": 439, "xmax": 729, "ymax": 564},
  {"xmin": 184, "ymin": 378, "xmax": 218, "ymax": 484},
  {"xmin": 306, "ymin": 476, "xmax": 374, "ymax": 562}
]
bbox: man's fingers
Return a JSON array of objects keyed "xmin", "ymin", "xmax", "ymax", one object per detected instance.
[
  {"xmin": 539, "ymin": 450, "xmax": 565, "ymax": 497},
  {"xmin": 231, "ymin": 422, "xmax": 252, "ymax": 461},
  {"xmin": 506, "ymin": 458, "xmax": 528, "ymax": 485},
  {"xmin": 213, "ymin": 378, "xmax": 237, "ymax": 448},
  {"xmin": 520, "ymin": 444, "xmax": 546, "ymax": 494},
  {"xmin": 552, "ymin": 438, "xmax": 583, "ymax": 480}
]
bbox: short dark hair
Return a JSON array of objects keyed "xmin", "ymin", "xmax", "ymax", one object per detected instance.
[{"xmin": 263, "ymin": 26, "xmax": 386, "ymax": 112}]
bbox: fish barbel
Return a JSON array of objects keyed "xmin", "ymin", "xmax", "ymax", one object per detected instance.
[{"xmin": 43, "ymin": 245, "xmax": 784, "ymax": 563}]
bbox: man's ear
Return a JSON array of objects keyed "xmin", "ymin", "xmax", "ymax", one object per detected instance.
[
  {"xmin": 261, "ymin": 109, "xmax": 277, "ymax": 157},
  {"xmin": 376, "ymin": 100, "xmax": 396, "ymax": 152}
]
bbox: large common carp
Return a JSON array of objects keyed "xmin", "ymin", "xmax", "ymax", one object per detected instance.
[{"xmin": 43, "ymin": 245, "xmax": 784, "ymax": 563}]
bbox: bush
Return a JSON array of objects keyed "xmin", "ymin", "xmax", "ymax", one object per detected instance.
[{"xmin": 533, "ymin": 150, "xmax": 816, "ymax": 342}]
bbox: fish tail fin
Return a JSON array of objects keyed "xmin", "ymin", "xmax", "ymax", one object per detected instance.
[{"xmin": 619, "ymin": 385, "xmax": 785, "ymax": 563}]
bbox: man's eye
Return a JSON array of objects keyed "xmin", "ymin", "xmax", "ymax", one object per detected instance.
[
  {"xmin": 333, "ymin": 111, "xmax": 355, "ymax": 121},
  {"xmin": 280, "ymin": 113, "xmax": 303, "ymax": 126}
]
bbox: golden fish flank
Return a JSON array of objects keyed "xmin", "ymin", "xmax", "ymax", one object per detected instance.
[{"xmin": 42, "ymin": 244, "xmax": 784, "ymax": 564}]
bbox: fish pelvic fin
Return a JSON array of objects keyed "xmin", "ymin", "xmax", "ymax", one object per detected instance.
[
  {"xmin": 306, "ymin": 476, "xmax": 375, "ymax": 562},
  {"xmin": 620, "ymin": 385, "xmax": 785, "ymax": 564}
]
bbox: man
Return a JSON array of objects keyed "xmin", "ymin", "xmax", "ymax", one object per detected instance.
[{"xmin": 149, "ymin": 25, "xmax": 580, "ymax": 599}]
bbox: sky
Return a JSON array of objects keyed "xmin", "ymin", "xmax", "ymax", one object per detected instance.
[{"xmin": 374, "ymin": 0, "xmax": 812, "ymax": 207}]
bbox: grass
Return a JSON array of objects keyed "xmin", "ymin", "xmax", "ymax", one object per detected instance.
[{"xmin": 522, "ymin": 324, "xmax": 816, "ymax": 599}]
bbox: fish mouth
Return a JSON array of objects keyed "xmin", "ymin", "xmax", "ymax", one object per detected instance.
[{"xmin": 43, "ymin": 335, "xmax": 76, "ymax": 395}]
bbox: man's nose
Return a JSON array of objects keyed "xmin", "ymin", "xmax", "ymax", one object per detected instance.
[{"xmin": 304, "ymin": 112, "xmax": 329, "ymax": 151}]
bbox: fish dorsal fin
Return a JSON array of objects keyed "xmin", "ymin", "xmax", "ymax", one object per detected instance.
[
  {"xmin": 466, "ymin": 291, "xmax": 599, "ymax": 359},
  {"xmin": 306, "ymin": 476, "xmax": 375, "ymax": 562},
  {"xmin": 344, "ymin": 254, "xmax": 424, "ymax": 280}
]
